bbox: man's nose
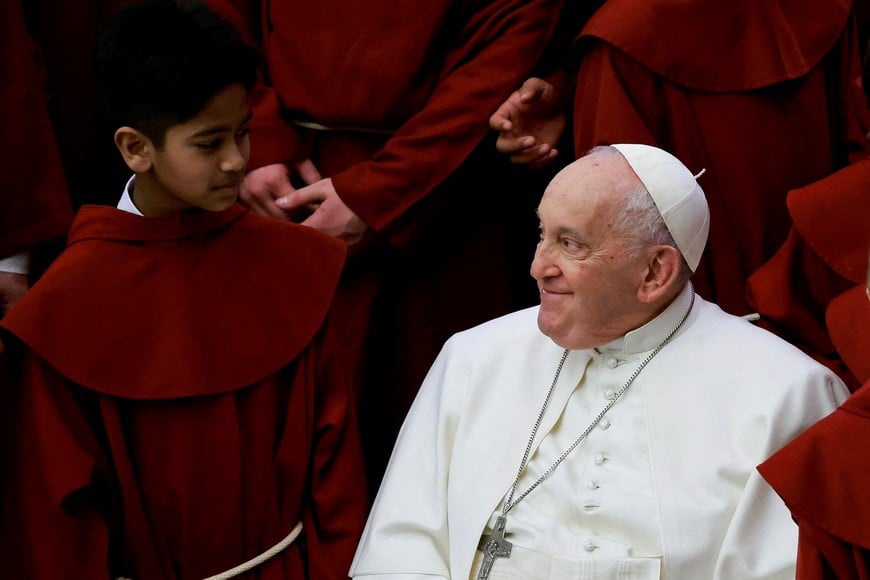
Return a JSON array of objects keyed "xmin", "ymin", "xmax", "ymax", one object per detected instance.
[{"xmin": 530, "ymin": 242, "xmax": 558, "ymax": 281}]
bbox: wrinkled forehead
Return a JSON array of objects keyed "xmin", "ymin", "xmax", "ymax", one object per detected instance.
[{"xmin": 540, "ymin": 153, "xmax": 639, "ymax": 212}]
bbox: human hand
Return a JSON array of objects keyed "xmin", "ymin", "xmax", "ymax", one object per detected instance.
[
  {"xmin": 240, "ymin": 159, "xmax": 323, "ymax": 220},
  {"xmin": 275, "ymin": 178, "xmax": 367, "ymax": 244},
  {"xmin": 0, "ymin": 272, "xmax": 28, "ymax": 317},
  {"xmin": 489, "ymin": 77, "xmax": 566, "ymax": 169}
]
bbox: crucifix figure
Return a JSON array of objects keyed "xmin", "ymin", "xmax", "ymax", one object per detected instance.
[{"xmin": 476, "ymin": 515, "xmax": 513, "ymax": 580}]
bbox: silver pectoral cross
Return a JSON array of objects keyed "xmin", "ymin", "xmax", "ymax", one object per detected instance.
[{"xmin": 476, "ymin": 515, "xmax": 513, "ymax": 580}]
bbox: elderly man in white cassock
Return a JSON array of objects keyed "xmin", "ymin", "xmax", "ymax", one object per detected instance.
[{"xmin": 349, "ymin": 144, "xmax": 849, "ymax": 580}]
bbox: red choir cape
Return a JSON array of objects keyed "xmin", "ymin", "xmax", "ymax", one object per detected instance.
[
  {"xmin": 758, "ymin": 375, "xmax": 870, "ymax": 579},
  {"xmin": 756, "ymin": 160, "xmax": 870, "ymax": 579},
  {"xmin": 747, "ymin": 160, "xmax": 870, "ymax": 391},
  {"xmin": 572, "ymin": 0, "xmax": 870, "ymax": 315},
  {"xmin": 0, "ymin": 0, "xmax": 73, "ymax": 258},
  {"xmin": 0, "ymin": 204, "xmax": 367, "ymax": 579}
]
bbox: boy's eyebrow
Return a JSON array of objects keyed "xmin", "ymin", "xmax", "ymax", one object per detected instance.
[{"xmin": 189, "ymin": 110, "xmax": 253, "ymax": 139}]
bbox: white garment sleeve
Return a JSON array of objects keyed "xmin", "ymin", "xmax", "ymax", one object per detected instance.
[
  {"xmin": 711, "ymin": 372, "xmax": 849, "ymax": 579},
  {"xmin": 350, "ymin": 340, "xmax": 464, "ymax": 580}
]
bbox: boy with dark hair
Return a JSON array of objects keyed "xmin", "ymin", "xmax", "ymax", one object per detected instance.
[{"xmin": 0, "ymin": 1, "xmax": 367, "ymax": 578}]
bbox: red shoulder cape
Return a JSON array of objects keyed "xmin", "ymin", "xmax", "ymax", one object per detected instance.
[
  {"xmin": 759, "ymin": 378, "xmax": 870, "ymax": 550},
  {"xmin": 577, "ymin": 0, "xmax": 852, "ymax": 91},
  {"xmin": 788, "ymin": 160, "xmax": 870, "ymax": 285},
  {"xmin": 1, "ymin": 204, "xmax": 346, "ymax": 399},
  {"xmin": 784, "ymin": 160, "xmax": 870, "ymax": 385}
]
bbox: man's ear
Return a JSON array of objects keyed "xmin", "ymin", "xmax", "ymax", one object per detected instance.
[
  {"xmin": 114, "ymin": 127, "xmax": 153, "ymax": 173},
  {"xmin": 637, "ymin": 245, "xmax": 682, "ymax": 303}
]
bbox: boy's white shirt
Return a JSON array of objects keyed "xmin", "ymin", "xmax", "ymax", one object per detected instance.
[
  {"xmin": 0, "ymin": 253, "xmax": 29, "ymax": 275},
  {"xmin": 117, "ymin": 175, "xmax": 143, "ymax": 216}
]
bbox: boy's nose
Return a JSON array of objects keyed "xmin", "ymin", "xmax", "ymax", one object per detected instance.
[{"xmin": 221, "ymin": 146, "xmax": 246, "ymax": 173}]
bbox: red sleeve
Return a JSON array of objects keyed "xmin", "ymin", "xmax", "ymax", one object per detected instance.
[
  {"xmin": 0, "ymin": 354, "xmax": 111, "ymax": 578},
  {"xmin": 0, "ymin": 0, "xmax": 73, "ymax": 258},
  {"xmin": 304, "ymin": 318, "xmax": 369, "ymax": 579},
  {"xmin": 330, "ymin": 0, "xmax": 563, "ymax": 234}
]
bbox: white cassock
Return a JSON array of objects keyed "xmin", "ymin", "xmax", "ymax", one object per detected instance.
[{"xmin": 350, "ymin": 284, "xmax": 849, "ymax": 579}]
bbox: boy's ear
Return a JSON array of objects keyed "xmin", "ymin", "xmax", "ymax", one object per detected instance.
[{"xmin": 114, "ymin": 127, "xmax": 153, "ymax": 173}]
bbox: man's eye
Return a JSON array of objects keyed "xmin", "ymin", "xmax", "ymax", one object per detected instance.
[
  {"xmin": 236, "ymin": 127, "xmax": 250, "ymax": 138},
  {"xmin": 196, "ymin": 140, "xmax": 220, "ymax": 150}
]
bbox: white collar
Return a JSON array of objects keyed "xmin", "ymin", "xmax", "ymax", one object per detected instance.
[
  {"xmin": 596, "ymin": 283, "xmax": 694, "ymax": 355},
  {"xmin": 116, "ymin": 175, "xmax": 144, "ymax": 216}
]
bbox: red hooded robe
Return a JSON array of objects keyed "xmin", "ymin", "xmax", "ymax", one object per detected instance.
[
  {"xmin": 572, "ymin": 0, "xmax": 870, "ymax": 316},
  {"xmin": 0, "ymin": 205, "xmax": 367, "ymax": 579}
]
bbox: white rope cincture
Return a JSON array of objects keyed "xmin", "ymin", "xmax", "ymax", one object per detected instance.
[{"xmin": 202, "ymin": 521, "xmax": 303, "ymax": 580}]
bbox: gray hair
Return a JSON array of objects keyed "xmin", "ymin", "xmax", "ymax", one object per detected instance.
[{"xmin": 588, "ymin": 146, "xmax": 692, "ymax": 279}]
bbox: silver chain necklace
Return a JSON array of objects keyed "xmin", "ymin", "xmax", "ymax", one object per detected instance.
[{"xmin": 476, "ymin": 287, "xmax": 696, "ymax": 580}]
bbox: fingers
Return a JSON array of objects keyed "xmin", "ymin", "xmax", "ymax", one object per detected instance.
[
  {"xmin": 240, "ymin": 184, "xmax": 290, "ymax": 220},
  {"xmin": 508, "ymin": 143, "xmax": 559, "ymax": 169},
  {"xmin": 240, "ymin": 164, "xmax": 295, "ymax": 220},
  {"xmin": 294, "ymin": 158, "xmax": 322, "ymax": 186},
  {"xmin": 276, "ymin": 181, "xmax": 327, "ymax": 212},
  {"xmin": 489, "ymin": 104, "xmax": 515, "ymax": 132},
  {"xmin": 527, "ymin": 147, "xmax": 559, "ymax": 170},
  {"xmin": 517, "ymin": 77, "xmax": 551, "ymax": 103},
  {"xmin": 495, "ymin": 133, "xmax": 536, "ymax": 155}
]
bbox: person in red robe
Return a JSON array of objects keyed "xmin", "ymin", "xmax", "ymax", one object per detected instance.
[
  {"xmin": 759, "ymin": 380, "xmax": 870, "ymax": 579},
  {"xmin": 746, "ymin": 161, "xmax": 870, "ymax": 392},
  {"xmin": 490, "ymin": 0, "xmax": 870, "ymax": 316},
  {"xmin": 0, "ymin": 2, "xmax": 366, "ymax": 577},
  {"xmin": 0, "ymin": 0, "xmax": 74, "ymax": 318},
  {"xmin": 21, "ymin": 0, "xmax": 130, "ymax": 210},
  {"xmin": 206, "ymin": 0, "xmax": 567, "ymax": 489},
  {"xmin": 755, "ymin": 170, "xmax": 870, "ymax": 578},
  {"xmin": 741, "ymin": 48, "xmax": 870, "ymax": 576}
]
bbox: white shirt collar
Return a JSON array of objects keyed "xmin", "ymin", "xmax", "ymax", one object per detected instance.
[
  {"xmin": 597, "ymin": 283, "xmax": 695, "ymax": 355},
  {"xmin": 117, "ymin": 175, "xmax": 144, "ymax": 216}
]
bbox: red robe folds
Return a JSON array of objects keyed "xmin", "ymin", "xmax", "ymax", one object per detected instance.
[
  {"xmin": 755, "ymin": 159, "xmax": 870, "ymax": 579},
  {"xmin": 572, "ymin": 0, "xmax": 870, "ymax": 315},
  {"xmin": 758, "ymin": 367, "xmax": 870, "ymax": 579},
  {"xmin": 0, "ymin": 205, "xmax": 367, "ymax": 579},
  {"xmin": 208, "ymin": 0, "xmax": 564, "ymax": 487},
  {"xmin": 747, "ymin": 160, "xmax": 870, "ymax": 391},
  {"xmin": 0, "ymin": 0, "xmax": 73, "ymax": 260}
]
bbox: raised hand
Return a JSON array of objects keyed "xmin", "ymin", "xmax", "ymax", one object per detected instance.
[{"xmin": 489, "ymin": 77, "xmax": 567, "ymax": 169}]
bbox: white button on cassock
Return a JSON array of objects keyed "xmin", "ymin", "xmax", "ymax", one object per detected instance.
[{"xmin": 594, "ymin": 453, "xmax": 607, "ymax": 465}]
